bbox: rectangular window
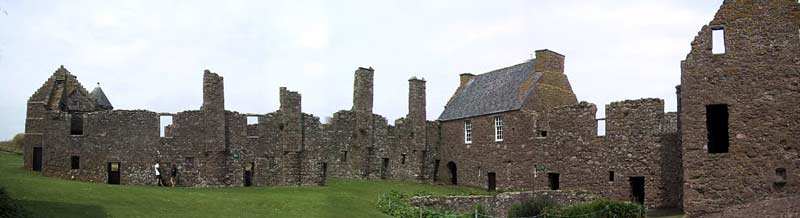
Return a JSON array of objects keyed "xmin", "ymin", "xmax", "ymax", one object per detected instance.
[
  {"xmin": 597, "ymin": 118, "xmax": 606, "ymax": 136},
  {"xmin": 401, "ymin": 154, "xmax": 406, "ymax": 164},
  {"xmin": 464, "ymin": 120, "xmax": 472, "ymax": 144},
  {"xmin": 548, "ymin": 173, "xmax": 560, "ymax": 190},
  {"xmin": 70, "ymin": 114, "xmax": 83, "ymax": 135},
  {"xmin": 609, "ymin": 171, "xmax": 615, "ymax": 182},
  {"xmin": 246, "ymin": 116, "xmax": 259, "ymax": 137},
  {"xmin": 494, "ymin": 116, "xmax": 503, "ymax": 142},
  {"xmin": 712, "ymin": 28, "xmax": 726, "ymax": 54},
  {"xmin": 342, "ymin": 151, "xmax": 348, "ymax": 162},
  {"xmin": 70, "ymin": 156, "xmax": 80, "ymax": 169},
  {"xmin": 160, "ymin": 115, "xmax": 174, "ymax": 138},
  {"xmin": 537, "ymin": 130, "xmax": 548, "ymax": 138},
  {"xmin": 706, "ymin": 104, "xmax": 729, "ymax": 153}
]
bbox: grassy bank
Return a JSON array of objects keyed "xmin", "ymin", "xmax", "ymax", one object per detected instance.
[{"xmin": 0, "ymin": 152, "xmax": 482, "ymax": 218}]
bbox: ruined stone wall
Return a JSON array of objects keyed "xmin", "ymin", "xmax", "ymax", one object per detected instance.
[
  {"xmin": 679, "ymin": 1, "xmax": 800, "ymax": 216},
  {"xmin": 408, "ymin": 190, "xmax": 601, "ymax": 217},
  {"xmin": 438, "ymin": 99, "xmax": 680, "ymax": 208}
]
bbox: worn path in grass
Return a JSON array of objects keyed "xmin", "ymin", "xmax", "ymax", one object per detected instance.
[{"xmin": 0, "ymin": 152, "xmax": 483, "ymax": 218}]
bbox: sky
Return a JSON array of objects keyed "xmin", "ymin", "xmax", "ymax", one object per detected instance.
[{"xmin": 0, "ymin": 0, "xmax": 724, "ymax": 140}]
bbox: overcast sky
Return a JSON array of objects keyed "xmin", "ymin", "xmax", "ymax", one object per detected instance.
[{"xmin": 0, "ymin": 0, "xmax": 724, "ymax": 139}]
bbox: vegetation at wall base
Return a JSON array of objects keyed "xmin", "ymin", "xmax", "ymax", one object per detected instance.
[
  {"xmin": 541, "ymin": 199, "xmax": 645, "ymax": 218},
  {"xmin": 376, "ymin": 190, "xmax": 482, "ymax": 218},
  {"xmin": 507, "ymin": 195, "xmax": 557, "ymax": 218}
]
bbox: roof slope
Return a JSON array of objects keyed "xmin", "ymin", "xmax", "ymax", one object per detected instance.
[
  {"xmin": 438, "ymin": 60, "xmax": 541, "ymax": 121},
  {"xmin": 90, "ymin": 85, "xmax": 113, "ymax": 110}
]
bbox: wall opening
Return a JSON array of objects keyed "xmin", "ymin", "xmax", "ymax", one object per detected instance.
[
  {"xmin": 341, "ymin": 151, "xmax": 348, "ymax": 162},
  {"xmin": 433, "ymin": 159, "xmax": 441, "ymax": 181},
  {"xmin": 160, "ymin": 115, "xmax": 173, "ymax": 138},
  {"xmin": 548, "ymin": 173, "xmax": 560, "ymax": 190},
  {"xmin": 71, "ymin": 156, "xmax": 80, "ymax": 170},
  {"xmin": 243, "ymin": 162, "xmax": 254, "ymax": 187},
  {"xmin": 775, "ymin": 168, "xmax": 787, "ymax": 187},
  {"xmin": 70, "ymin": 114, "xmax": 83, "ymax": 136},
  {"xmin": 32, "ymin": 147, "xmax": 42, "ymax": 171},
  {"xmin": 246, "ymin": 116, "xmax": 259, "ymax": 137},
  {"xmin": 401, "ymin": 154, "xmax": 406, "ymax": 164},
  {"xmin": 609, "ymin": 171, "xmax": 615, "ymax": 182},
  {"xmin": 107, "ymin": 162, "xmax": 120, "ymax": 185},
  {"xmin": 487, "ymin": 172, "xmax": 497, "ymax": 192},
  {"xmin": 596, "ymin": 118, "xmax": 606, "ymax": 136},
  {"xmin": 537, "ymin": 130, "xmax": 548, "ymax": 138},
  {"xmin": 447, "ymin": 161, "xmax": 458, "ymax": 185},
  {"xmin": 706, "ymin": 104, "xmax": 729, "ymax": 153},
  {"xmin": 381, "ymin": 158, "xmax": 389, "ymax": 179},
  {"xmin": 712, "ymin": 28, "xmax": 726, "ymax": 54},
  {"xmin": 630, "ymin": 176, "xmax": 645, "ymax": 204}
]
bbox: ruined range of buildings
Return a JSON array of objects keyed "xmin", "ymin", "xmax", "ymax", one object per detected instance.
[{"xmin": 21, "ymin": 0, "xmax": 798, "ymax": 217}]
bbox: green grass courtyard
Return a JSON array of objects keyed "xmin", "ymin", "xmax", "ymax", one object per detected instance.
[{"xmin": 0, "ymin": 151, "xmax": 483, "ymax": 218}]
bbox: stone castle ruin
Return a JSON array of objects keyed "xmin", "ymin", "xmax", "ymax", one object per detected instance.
[{"xmin": 20, "ymin": 0, "xmax": 798, "ymax": 217}]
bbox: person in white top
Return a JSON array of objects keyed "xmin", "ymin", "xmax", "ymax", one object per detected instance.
[{"xmin": 154, "ymin": 162, "xmax": 164, "ymax": 187}]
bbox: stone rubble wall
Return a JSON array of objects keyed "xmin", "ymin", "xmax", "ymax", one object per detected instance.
[{"xmin": 408, "ymin": 190, "xmax": 601, "ymax": 217}]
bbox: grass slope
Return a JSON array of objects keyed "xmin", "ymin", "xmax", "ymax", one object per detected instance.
[{"xmin": 0, "ymin": 152, "xmax": 483, "ymax": 218}]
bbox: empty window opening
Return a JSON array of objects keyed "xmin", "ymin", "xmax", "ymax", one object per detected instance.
[
  {"xmin": 494, "ymin": 116, "xmax": 504, "ymax": 142},
  {"xmin": 341, "ymin": 151, "xmax": 348, "ymax": 162},
  {"xmin": 712, "ymin": 28, "xmax": 726, "ymax": 54},
  {"xmin": 537, "ymin": 130, "xmax": 548, "ymax": 138},
  {"xmin": 401, "ymin": 154, "xmax": 406, "ymax": 164},
  {"xmin": 775, "ymin": 168, "xmax": 787, "ymax": 186},
  {"xmin": 464, "ymin": 120, "xmax": 472, "ymax": 144},
  {"xmin": 706, "ymin": 104, "xmax": 729, "ymax": 153},
  {"xmin": 609, "ymin": 171, "xmax": 615, "ymax": 182},
  {"xmin": 246, "ymin": 116, "xmax": 259, "ymax": 137},
  {"xmin": 548, "ymin": 173, "xmax": 560, "ymax": 190},
  {"xmin": 70, "ymin": 156, "xmax": 80, "ymax": 170},
  {"xmin": 160, "ymin": 115, "xmax": 173, "ymax": 138},
  {"xmin": 70, "ymin": 114, "xmax": 84, "ymax": 135},
  {"xmin": 597, "ymin": 118, "xmax": 606, "ymax": 136},
  {"xmin": 381, "ymin": 158, "xmax": 390, "ymax": 179}
]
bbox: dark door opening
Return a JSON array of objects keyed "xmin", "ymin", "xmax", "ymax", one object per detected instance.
[
  {"xmin": 433, "ymin": 160, "xmax": 441, "ymax": 181},
  {"xmin": 548, "ymin": 173, "xmax": 560, "ymax": 190},
  {"xmin": 32, "ymin": 147, "xmax": 43, "ymax": 171},
  {"xmin": 107, "ymin": 162, "xmax": 120, "ymax": 185},
  {"xmin": 447, "ymin": 161, "xmax": 458, "ymax": 185},
  {"xmin": 321, "ymin": 162, "xmax": 328, "ymax": 179},
  {"xmin": 487, "ymin": 172, "xmax": 496, "ymax": 192},
  {"xmin": 244, "ymin": 162, "xmax": 254, "ymax": 187},
  {"xmin": 630, "ymin": 176, "xmax": 645, "ymax": 205},
  {"xmin": 381, "ymin": 158, "xmax": 389, "ymax": 179}
]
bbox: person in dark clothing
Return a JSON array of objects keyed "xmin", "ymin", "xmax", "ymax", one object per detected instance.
[{"xmin": 170, "ymin": 164, "xmax": 178, "ymax": 187}]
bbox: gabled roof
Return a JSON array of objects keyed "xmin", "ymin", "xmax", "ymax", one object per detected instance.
[
  {"xmin": 438, "ymin": 60, "xmax": 542, "ymax": 121},
  {"xmin": 90, "ymin": 85, "xmax": 113, "ymax": 110}
]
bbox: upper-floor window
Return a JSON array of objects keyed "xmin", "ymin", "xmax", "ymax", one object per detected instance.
[
  {"xmin": 494, "ymin": 116, "xmax": 503, "ymax": 142},
  {"xmin": 712, "ymin": 28, "xmax": 726, "ymax": 54},
  {"xmin": 464, "ymin": 120, "xmax": 472, "ymax": 144}
]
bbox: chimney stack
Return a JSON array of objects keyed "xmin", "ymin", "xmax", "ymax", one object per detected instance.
[
  {"xmin": 459, "ymin": 73, "xmax": 474, "ymax": 87},
  {"xmin": 534, "ymin": 49, "xmax": 565, "ymax": 73}
]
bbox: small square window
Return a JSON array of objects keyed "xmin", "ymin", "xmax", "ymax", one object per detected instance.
[{"xmin": 537, "ymin": 130, "xmax": 548, "ymax": 138}]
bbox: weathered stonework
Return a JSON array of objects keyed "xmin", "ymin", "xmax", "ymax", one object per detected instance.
[
  {"xmin": 680, "ymin": 0, "xmax": 800, "ymax": 217},
  {"xmin": 408, "ymin": 190, "xmax": 601, "ymax": 217}
]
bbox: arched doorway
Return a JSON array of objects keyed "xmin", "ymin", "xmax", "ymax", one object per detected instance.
[{"xmin": 447, "ymin": 161, "xmax": 458, "ymax": 185}]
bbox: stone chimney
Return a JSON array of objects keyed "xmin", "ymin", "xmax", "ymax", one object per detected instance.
[
  {"xmin": 201, "ymin": 69, "xmax": 225, "ymax": 112},
  {"xmin": 459, "ymin": 73, "xmax": 474, "ymax": 87},
  {"xmin": 534, "ymin": 49, "xmax": 565, "ymax": 73}
]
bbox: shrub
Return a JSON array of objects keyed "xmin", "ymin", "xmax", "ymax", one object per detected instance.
[
  {"xmin": 542, "ymin": 199, "xmax": 644, "ymax": 218},
  {"xmin": 507, "ymin": 195, "xmax": 557, "ymax": 218},
  {"xmin": 0, "ymin": 187, "xmax": 27, "ymax": 218},
  {"xmin": 377, "ymin": 190, "xmax": 475, "ymax": 218}
]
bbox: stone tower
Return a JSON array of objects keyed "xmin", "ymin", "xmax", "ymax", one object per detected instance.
[
  {"xmin": 408, "ymin": 77, "xmax": 428, "ymax": 179},
  {"xmin": 351, "ymin": 67, "xmax": 375, "ymax": 178}
]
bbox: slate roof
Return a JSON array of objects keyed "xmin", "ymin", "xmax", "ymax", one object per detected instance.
[
  {"xmin": 90, "ymin": 85, "xmax": 113, "ymax": 110},
  {"xmin": 437, "ymin": 60, "xmax": 542, "ymax": 121}
]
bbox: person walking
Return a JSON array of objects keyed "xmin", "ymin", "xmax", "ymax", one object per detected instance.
[
  {"xmin": 170, "ymin": 163, "xmax": 178, "ymax": 187},
  {"xmin": 154, "ymin": 162, "xmax": 164, "ymax": 187}
]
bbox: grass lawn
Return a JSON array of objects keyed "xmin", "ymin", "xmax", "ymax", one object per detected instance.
[{"xmin": 0, "ymin": 151, "xmax": 484, "ymax": 218}]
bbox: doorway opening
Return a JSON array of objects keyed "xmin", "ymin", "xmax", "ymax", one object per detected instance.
[
  {"xmin": 107, "ymin": 162, "xmax": 120, "ymax": 185},
  {"xmin": 244, "ymin": 162, "xmax": 254, "ymax": 187},
  {"xmin": 33, "ymin": 147, "xmax": 43, "ymax": 171},
  {"xmin": 630, "ymin": 176, "xmax": 645, "ymax": 205},
  {"xmin": 548, "ymin": 173, "xmax": 560, "ymax": 190},
  {"xmin": 447, "ymin": 161, "xmax": 458, "ymax": 185},
  {"xmin": 487, "ymin": 172, "xmax": 496, "ymax": 192},
  {"xmin": 381, "ymin": 158, "xmax": 389, "ymax": 179}
]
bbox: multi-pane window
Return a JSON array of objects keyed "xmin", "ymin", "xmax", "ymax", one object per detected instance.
[
  {"xmin": 494, "ymin": 116, "xmax": 503, "ymax": 142},
  {"xmin": 464, "ymin": 120, "xmax": 472, "ymax": 144}
]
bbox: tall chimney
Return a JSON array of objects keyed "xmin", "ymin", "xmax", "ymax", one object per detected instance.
[{"xmin": 534, "ymin": 49, "xmax": 565, "ymax": 73}]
